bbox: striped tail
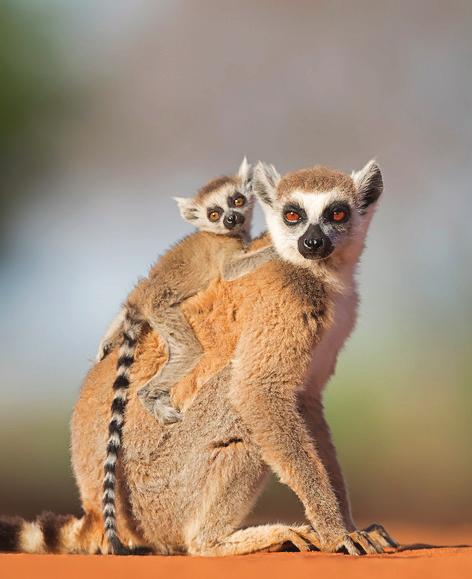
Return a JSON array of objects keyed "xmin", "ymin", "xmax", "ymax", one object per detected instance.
[
  {"xmin": 0, "ymin": 512, "xmax": 102, "ymax": 554},
  {"xmin": 102, "ymin": 310, "xmax": 149, "ymax": 555}
]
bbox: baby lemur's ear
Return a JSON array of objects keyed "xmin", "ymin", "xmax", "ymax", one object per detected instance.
[
  {"xmin": 173, "ymin": 197, "xmax": 199, "ymax": 223},
  {"xmin": 238, "ymin": 156, "xmax": 253, "ymax": 193},
  {"xmin": 351, "ymin": 160, "xmax": 383, "ymax": 213},
  {"xmin": 252, "ymin": 161, "xmax": 281, "ymax": 207}
]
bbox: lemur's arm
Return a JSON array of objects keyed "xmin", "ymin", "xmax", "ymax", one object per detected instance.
[
  {"xmin": 222, "ymin": 245, "xmax": 275, "ymax": 281},
  {"xmin": 229, "ymin": 321, "xmax": 376, "ymax": 555},
  {"xmin": 300, "ymin": 392, "xmax": 355, "ymax": 531}
]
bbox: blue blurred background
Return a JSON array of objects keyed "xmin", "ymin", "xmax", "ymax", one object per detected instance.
[{"xmin": 0, "ymin": 0, "xmax": 471, "ymax": 530}]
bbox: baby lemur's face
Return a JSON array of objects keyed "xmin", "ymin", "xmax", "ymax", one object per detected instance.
[
  {"xmin": 175, "ymin": 158, "xmax": 254, "ymax": 237},
  {"xmin": 253, "ymin": 160, "xmax": 383, "ymax": 268}
]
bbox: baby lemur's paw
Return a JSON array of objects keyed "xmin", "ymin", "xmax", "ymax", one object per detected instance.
[
  {"xmin": 154, "ymin": 402, "xmax": 182, "ymax": 425},
  {"xmin": 138, "ymin": 389, "xmax": 182, "ymax": 425},
  {"xmin": 96, "ymin": 338, "xmax": 116, "ymax": 362},
  {"xmin": 95, "ymin": 334, "xmax": 121, "ymax": 362}
]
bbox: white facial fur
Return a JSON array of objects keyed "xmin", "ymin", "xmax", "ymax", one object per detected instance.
[
  {"xmin": 174, "ymin": 158, "xmax": 254, "ymax": 238},
  {"xmin": 254, "ymin": 160, "xmax": 383, "ymax": 269},
  {"xmin": 262, "ymin": 189, "xmax": 359, "ymax": 267}
]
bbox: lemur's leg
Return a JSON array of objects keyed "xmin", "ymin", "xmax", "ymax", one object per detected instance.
[
  {"xmin": 137, "ymin": 306, "xmax": 203, "ymax": 424},
  {"xmin": 189, "ymin": 524, "xmax": 321, "ymax": 556},
  {"xmin": 178, "ymin": 380, "xmax": 321, "ymax": 555},
  {"xmin": 96, "ymin": 308, "xmax": 126, "ymax": 361},
  {"xmin": 223, "ymin": 246, "xmax": 275, "ymax": 281},
  {"xmin": 302, "ymin": 393, "xmax": 398, "ymax": 550}
]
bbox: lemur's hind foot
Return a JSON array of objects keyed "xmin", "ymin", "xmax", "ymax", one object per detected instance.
[
  {"xmin": 138, "ymin": 388, "xmax": 182, "ymax": 425},
  {"xmin": 96, "ymin": 308, "xmax": 126, "ymax": 361},
  {"xmin": 97, "ymin": 338, "xmax": 117, "ymax": 361},
  {"xmin": 188, "ymin": 524, "xmax": 321, "ymax": 556}
]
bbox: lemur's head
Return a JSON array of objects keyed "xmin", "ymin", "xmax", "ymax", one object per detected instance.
[
  {"xmin": 253, "ymin": 160, "xmax": 383, "ymax": 268},
  {"xmin": 174, "ymin": 158, "xmax": 254, "ymax": 237}
]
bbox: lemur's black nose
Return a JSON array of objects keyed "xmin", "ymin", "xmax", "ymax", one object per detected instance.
[
  {"xmin": 298, "ymin": 223, "xmax": 333, "ymax": 259},
  {"xmin": 223, "ymin": 212, "xmax": 244, "ymax": 229},
  {"xmin": 303, "ymin": 237, "xmax": 324, "ymax": 250}
]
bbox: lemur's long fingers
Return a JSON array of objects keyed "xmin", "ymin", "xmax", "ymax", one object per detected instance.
[
  {"xmin": 363, "ymin": 523, "xmax": 399, "ymax": 548},
  {"xmin": 292, "ymin": 525, "xmax": 321, "ymax": 550},
  {"xmin": 360, "ymin": 530, "xmax": 383, "ymax": 554},
  {"xmin": 352, "ymin": 532, "xmax": 379, "ymax": 554},
  {"xmin": 336, "ymin": 535, "xmax": 362, "ymax": 556}
]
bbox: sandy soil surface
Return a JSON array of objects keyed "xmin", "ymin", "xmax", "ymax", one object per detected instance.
[{"xmin": 1, "ymin": 525, "xmax": 471, "ymax": 579}]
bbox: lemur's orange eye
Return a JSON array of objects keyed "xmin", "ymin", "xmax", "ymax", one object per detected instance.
[
  {"xmin": 233, "ymin": 196, "xmax": 245, "ymax": 207},
  {"xmin": 209, "ymin": 211, "xmax": 220, "ymax": 222},
  {"xmin": 285, "ymin": 211, "xmax": 301, "ymax": 223},
  {"xmin": 330, "ymin": 207, "xmax": 349, "ymax": 223},
  {"xmin": 332, "ymin": 210, "xmax": 345, "ymax": 222}
]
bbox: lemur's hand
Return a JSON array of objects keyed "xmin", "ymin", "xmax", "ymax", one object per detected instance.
[{"xmin": 321, "ymin": 528, "xmax": 393, "ymax": 555}]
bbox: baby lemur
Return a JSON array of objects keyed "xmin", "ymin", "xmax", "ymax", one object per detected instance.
[{"xmin": 101, "ymin": 159, "xmax": 274, "ymax": 553}]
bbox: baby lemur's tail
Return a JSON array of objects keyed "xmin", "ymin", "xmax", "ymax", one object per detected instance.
[
  {"xmin": 0, "ymin": 511, "xmax": 103, "ymax": 554},
  {"xmin": 103, "ymin": 309, "xmax": 149, "ymax": 555}
]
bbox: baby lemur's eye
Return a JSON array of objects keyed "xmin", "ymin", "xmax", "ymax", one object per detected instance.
[
  {"xmin": 329, "ymin": 206, "xmax": 350, "ymax": 224},
  {"xmin": 208, "ymin": 209, "xmax": 222, "ymax": 222},
  {"xmin": 233, "ymin": 195, "xmax": 246, "ymax": 207},
  {"xmin": 284, "ymin": 210, "xmax": 302, "ymax": 224}
]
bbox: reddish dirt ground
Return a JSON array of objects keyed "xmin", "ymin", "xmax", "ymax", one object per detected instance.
[{"xmin": 1, "ymin": 525, "xmax": 471, "ymax": 579}]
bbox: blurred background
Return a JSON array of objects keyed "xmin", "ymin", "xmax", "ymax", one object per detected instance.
[{"xmin": 0, "ymin": 0, "xmax": 471, "ymax": 535}]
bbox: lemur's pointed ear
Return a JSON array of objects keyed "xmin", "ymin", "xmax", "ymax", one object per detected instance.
[
  {"xmin": 352, "ymin": 160, "xmax": 383, "ymax": 213},
  {"xmin": 252, "ymin": 161, "xmax": 281, "ymax": 207},
  {"xmin": 238, "ymin": 156, "xmax": 250, "ymax": 180},
  {"xmin": 238, "ymin": 156, "xmax": 253, "ymax": 193},
  {"xmin": 173, "ymin": 196, "xmax": 199, "ymax": 223}
]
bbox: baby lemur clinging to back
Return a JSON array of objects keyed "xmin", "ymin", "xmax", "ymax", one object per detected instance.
[
  {"xmin": 100, "ymin": 159, "xmax": 274, "ymax": 553},
  {"xmin": 99, "ymin": 158, "xmax": 273, "ymax": 423}
]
